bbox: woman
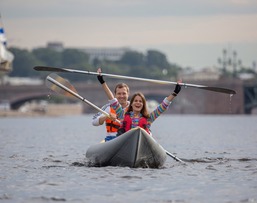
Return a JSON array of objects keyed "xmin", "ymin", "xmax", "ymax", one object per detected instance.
[{"xmin": 97, "ymin": 68, "xmax": 181, "ymax": 136}]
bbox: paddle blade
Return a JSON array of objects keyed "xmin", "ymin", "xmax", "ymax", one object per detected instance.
[
  {"xmin": 45, "ymin": 73, "xmax": 77, "ymax": 97},
  {"xmin": 34, "ymin": 66, "xmax": 67, "ymax": 72},
  {"xmin": 197, "ymin": 86, "xmax": 236, "ymax": 95}
]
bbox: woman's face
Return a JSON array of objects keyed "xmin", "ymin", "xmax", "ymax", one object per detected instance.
[{"xmin": 132, "ymin": 95, "xmax": 144, "ymax": 113}]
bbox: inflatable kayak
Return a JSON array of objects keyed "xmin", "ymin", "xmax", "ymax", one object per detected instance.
[{"xmin": 86, "ymin": 127, "xmax": 167, "ymax": 168}]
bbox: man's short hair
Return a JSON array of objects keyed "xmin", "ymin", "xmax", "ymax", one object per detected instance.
[{"xmin": 114, "ymin": 83, "xmax": 129, "ymax": 94}]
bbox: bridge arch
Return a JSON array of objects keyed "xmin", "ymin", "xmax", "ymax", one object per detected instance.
[
  {"xmin": 244, "ymin": 85, "xmax": 257, "ymax": 114},
  {"xmin": 10, "ymin": 94, "xmax": 49, "ymax": 110}
]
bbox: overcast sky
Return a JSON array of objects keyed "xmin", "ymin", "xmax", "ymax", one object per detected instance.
[{"xmin": 1, "ymin": 0, "xmax": 257, "ymax": 70}]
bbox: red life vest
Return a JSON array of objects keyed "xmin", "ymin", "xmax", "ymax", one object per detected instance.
[{"xmin": 119, "ymin": 113, "xmax": 151, "ymax": 135}]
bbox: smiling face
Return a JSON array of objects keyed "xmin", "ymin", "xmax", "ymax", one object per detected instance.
[
  {"xmin": 114, "ymin": 83, "xmax": 129, "ymax": 108},
  {"xmin": 128, "ymin": 92, "xmax": 148, "ymax": 117},
  {"xmin": 115, "ymin": 87, "xmax": 129, "ymax": 108},
  {"xmin": 132, "ymin": 95, "xmax": 144, "ymax": 114}
]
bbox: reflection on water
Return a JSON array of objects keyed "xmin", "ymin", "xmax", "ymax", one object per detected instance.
[{"xmin": 0, "ymin": 115, "xmax": 257, "ymax": 203}]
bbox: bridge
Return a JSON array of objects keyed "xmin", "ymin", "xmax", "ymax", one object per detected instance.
[
  {"xmin": 0, "ymin": 78, "xmax": 256, "ymax": 114},
  {"xmin": 243, "ymin": 80, "xmax": 257, "ymax": 114}
]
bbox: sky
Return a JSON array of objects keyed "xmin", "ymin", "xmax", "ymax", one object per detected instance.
[{"xmin": 1, "ymin": 0, "xmax": 257, "ymax": 70}]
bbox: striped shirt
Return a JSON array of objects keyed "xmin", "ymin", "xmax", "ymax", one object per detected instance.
[{"xmin": 110, "ymin": 97, "xmax": 172, "ymax": 130}]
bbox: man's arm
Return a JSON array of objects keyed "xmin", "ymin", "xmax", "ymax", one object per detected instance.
[{"xmin": 92, "ymin": 104, "xmax": 110, "ymax": 126}]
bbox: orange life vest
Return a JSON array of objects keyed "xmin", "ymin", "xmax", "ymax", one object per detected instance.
[
  {"xmin": 105, "ymin": 107, "xmax": 121, "ymax": 133},
  {"xmin": 118, "ymin": 112, "xmax": 151, "ymax": 135}
]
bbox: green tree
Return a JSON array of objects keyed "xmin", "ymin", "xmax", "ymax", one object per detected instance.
[
  {"xmin": 9, "ymin": 47, "xmax": 42, "ymax": 77},
  {"xmin": 32, "ymin": 48, "xmax": 62, "ymax": 67},
  {"xmin": 146, "ymin": 50, "xmax": 169, "ymax": 69},
  {"xmin": 59, "ymin": 49, "xmax": 91, "ymax": 82},
  {"xmin": 7, "ymin": 46, "xmax": 181, "ymax": 81},
  {"xmin": 119, "ymin": 51, "xmax": 145, "ymax": 67},
  {"xmin": 62, "ymin": 49, "xmax": 89, "ymax": 67}
]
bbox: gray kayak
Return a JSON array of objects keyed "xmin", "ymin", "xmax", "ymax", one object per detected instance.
[{"xmin": 86, "ymin": 127, "xmax": 167, "ymax": 168}]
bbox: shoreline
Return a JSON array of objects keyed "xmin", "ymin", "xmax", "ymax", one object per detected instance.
[{"xmin": 0, "ymin": 103, "xmax": 84, "ymax": 117}]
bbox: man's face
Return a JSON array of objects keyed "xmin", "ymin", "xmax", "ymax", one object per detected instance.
[{"xmin": 115, "ymin": 87, "xmax": 129, "ymax": 107}]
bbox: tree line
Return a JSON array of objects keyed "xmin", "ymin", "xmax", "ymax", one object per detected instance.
[{"xmin": 8, "ymin": 47, "xmax": 182, "ymax": 82}]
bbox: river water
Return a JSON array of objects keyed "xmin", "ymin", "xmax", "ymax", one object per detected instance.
[{"xmin": 0, "ymin": 115, "xmax": 257, "ymax": 203}]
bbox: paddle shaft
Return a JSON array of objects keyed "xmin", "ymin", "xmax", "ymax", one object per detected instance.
[
  {"xmin": 165, "ymin": 150, "xmax": 186, "ymax": 164},
  {"xmin": 46, "ymin": 75, "xmax": 119, "ymax": 122},
  {"xmin": 35, "ymin": 66, "xmax": 236, "ymax": 95}
]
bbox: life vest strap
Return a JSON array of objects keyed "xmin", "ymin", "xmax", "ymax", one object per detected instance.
[{"xmin": 106, "ymin": 122, "xmax": 120, "ymax": 129}]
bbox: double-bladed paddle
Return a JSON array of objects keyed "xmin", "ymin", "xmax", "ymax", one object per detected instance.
[
  {"xmin": 45, "ymin": 73, "xmax": 186, "ymax": 164},
  {"xmin": 35, "ymin": 66, "xmax": 236, "ymax": 95}
]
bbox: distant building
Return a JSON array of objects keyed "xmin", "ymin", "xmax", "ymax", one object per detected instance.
[
  {"xmin": 237, "ymin": 73, "xmax": 256, "ymax": 80},
  {"xmin": 179, "ymin": 67, "xmax": 221, "ymax": 81},
  {"xmin": 46, "ymin": 42, "xmax": 131, "ymax": 62},
  {"xmin": 80, "ymin": 47, "xmax": 131, "ymax": 62},
  {"xmin": 1, "ymin": 76, "xmax": 43, "ymax": 86},
  {"xmin": 47, "ymin": 42, "xmax": 64, "ymax": 52}
]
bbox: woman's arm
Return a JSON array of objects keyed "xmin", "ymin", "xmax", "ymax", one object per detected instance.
[
  {"xmin": 166, "ymin": 81, "xmax": 182, "ymax": 102},
  {"xmin": 149, "ymin": 82, "xmax": 182, "ymax": 123}
]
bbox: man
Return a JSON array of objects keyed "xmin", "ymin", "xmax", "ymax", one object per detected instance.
[{"xmin": 92, "ymin": 70, "xmax": 130, "ymax": 141}]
